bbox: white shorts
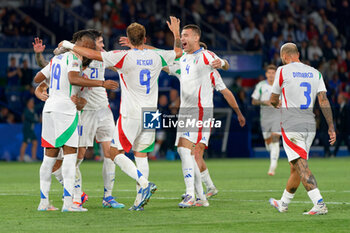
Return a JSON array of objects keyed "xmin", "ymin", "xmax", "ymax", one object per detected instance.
[
  {"xmin": 41, "ymin": 111, "xmax": 79, "ymax": 148},
  {"xmin": 111, "ymin": 115, "xmax": 155, "ymax": 153},
  {"xmin": 261, "ymin": 118, "xmax": 281, "ymax": 139},
  {"xmin": 175, "ymin": 108, "xmax": 212, "ymax": 147},
  {"xmin": 281, "ymin": 123, "xmax": 316, "ymax": 162},
  {"xmin": 78, "ymin": 107, "xmax": 115, "ymax": 147}
]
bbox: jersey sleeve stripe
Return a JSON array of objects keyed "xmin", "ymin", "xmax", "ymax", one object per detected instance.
[
  {"xmin": 279, "ymin": 68, "xmax": 283, "ymax": 87},
  {"xmin": 114, "ymin": 54, "xmax": 127, "ymax": 69},
  {"xmin": 196, "ymin": 86, "xmax": 204, "ymax": 144},
  {"xmin": 117, "ymin": 116, "xmax": 132, "ymax": 153},
  {"xmin": 281, "ymin": 127, "xmax": 307, "ymax": 159}
]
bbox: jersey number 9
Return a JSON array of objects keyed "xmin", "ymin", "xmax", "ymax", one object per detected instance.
[{"xmin": 139, "ymin": 69, "xmax": 151, "ymax": 94}]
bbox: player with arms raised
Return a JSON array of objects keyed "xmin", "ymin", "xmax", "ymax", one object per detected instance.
[
  {"xmin": 269, "ymin": 43, "xmax": 336, "ymax": 215},
  {"xmin": 251, "ymin": 65, "xmax": 281, "ymax": 176},
  {"xmin": 60, "ymin": 18, "xmax": 182, "ymax": 210}
]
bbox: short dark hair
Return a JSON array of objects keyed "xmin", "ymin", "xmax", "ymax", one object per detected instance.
[
  {"xmin": 72, "ymin": 29, "xmax": 98, "ymax": 43},
  {"xmin": 85, "ymin": 29, "xmax": 102, "ymax": 40},
  {"xmin": 199, "ymin": 42, "xmax": 207, "ymax": 49},
  {"xmin": 126, "ymin": 23, "xmax": 146, "ymax": 46},
  {"xmin": 266, "ymin": 64, "xmax": 277, "ymax": 71},
  {"xmin": 183, "ymin": 24, "xmax": 201, "ymax": 37}
]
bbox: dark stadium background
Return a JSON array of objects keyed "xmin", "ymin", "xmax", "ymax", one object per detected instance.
[{"xmin": 0, "ymin": 0, "xmax": 349, "ymax": 161}]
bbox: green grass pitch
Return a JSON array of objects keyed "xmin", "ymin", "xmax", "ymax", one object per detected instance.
[{"xmin": 0, "ymin": 158, "xmax": 349, "ymax": 233}]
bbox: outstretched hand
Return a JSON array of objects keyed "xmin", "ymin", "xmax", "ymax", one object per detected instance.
[
  {"xmin": 32, "ymin": 37, "xmax": 46, "ymax": 53},
  {"xmin": 166, "ymin": 16, "xmax": 180, "ymax": 36}
]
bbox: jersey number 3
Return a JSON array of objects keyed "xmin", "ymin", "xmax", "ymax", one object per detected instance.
[
  {"xmin": 139, "ymin": 69, "xmax": 151, "ymax": 94},
  {"xmin": 50, "ymin": 63, "xmax": 61, "ymax": 90},
  {"xmin": 300, "ymin": 82, "xmax": 311, "ymax": 109}
]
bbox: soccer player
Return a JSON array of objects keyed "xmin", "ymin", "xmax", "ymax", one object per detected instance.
[
  {"xmin": 60, "ymin": 18, "xmax": 182, "ymax": 210},
  {"xmin": 33, "ymin": 32, "xmax": 124, "ymax": 208},
  {"xmin": 251, "ymin": 65, "xmax": 281, "ymax": 176},
  {"xmin": 169, "ymin": 24, "xmax": 245, "ymax": 207},
  {"xmin": 164, "ymin": 45, "xmax": 246, "ymax": 200},
  {"xmin": 34, "ymin": 33, "xmax": 119, "ymax": 212},
  {"xmin": 269, "ymin": 43, "xmax": 336, "ymax": 215}
]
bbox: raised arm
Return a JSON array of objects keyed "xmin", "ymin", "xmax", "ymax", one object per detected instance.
[
  {"xmin": 60, "ymin": 41, "xmax": 103, "ymax": 61},
  {"xmin": 33, "ymin": 37, "xmax": 49, "ymax": 68},
  {"xmin": 317, "ymin": 91, "xmax": 336, "ymax": 145},
  {"xmin": 166, "ymin": 16, "xmax": 183, "ymax": 59},
  {"xmin": 220, "ymin": 88, "xmax": 246, "ymax": 127}
]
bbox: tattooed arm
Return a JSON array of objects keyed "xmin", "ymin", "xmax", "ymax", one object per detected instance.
[
  {"xmin": 317, "ymin": 91, "xmax": 336, "ymax": 145},
  {"xmin": 167, "ymin": 16, "xmax": 183, "ymax": 59},
  {"xmin": 33, "ymin": 37, "xmax": 49, "ymax": 68}
]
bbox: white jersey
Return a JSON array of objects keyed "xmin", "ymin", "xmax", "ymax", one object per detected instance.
[
  {"xmin": 271, "ymin": 62, "xmax": 327, "ymax": 126},
  {"xmin": 82, "ymin": 60, "xmax": 109, "ymax": 110},
  {"xmin": 169, "ymin": 48, "xmax": 225, "ymax": 108},
  {"xmin": 251, "ymin": 80, "xmax": 280, "ymax": 120},
  {"xmin": 101, "ymin": 49, "xmax": 176, "ymax": 119},
  {"xmin": 40, "ymin": 52, "xmax": 82, "ymax": 115}
]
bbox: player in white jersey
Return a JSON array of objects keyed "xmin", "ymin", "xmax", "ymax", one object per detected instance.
[
  {"xmin": 251, "ymin": 64, "xmax": 281, "ymax": 176},
  {"xmin": 268, "ymin": 43, "xmax": 336, "ymax": 215},
  {"xmin": 34, "ymin": 33, "xmax": 119, "ymax": 212},
  {"xmin": 60, "ymin": 19, "xmax": 183, "ymax": 210},
  {"xmin": 167, "ymin": 25, "xmax": 245, "ymax": 207},
  {"xmin": 33, "ymin": 31, "xmax": 124, "ymax": 208},
  {"xmin": 164, "ymin": 45, "xmax": 245, "ymax": 203}
]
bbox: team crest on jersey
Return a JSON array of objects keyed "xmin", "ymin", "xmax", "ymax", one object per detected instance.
[
  {"xmin": 72, "ymin": 62, "xmax": 79, "ymax": 67},
  {"xmin": 143, "ymin": 110, "xmax": 161, "ymax": 129}
]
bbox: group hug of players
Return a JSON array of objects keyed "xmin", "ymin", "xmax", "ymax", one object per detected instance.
[{"xmin": 33, "ymin": 16, "xmax": 336, "ymax": 215}]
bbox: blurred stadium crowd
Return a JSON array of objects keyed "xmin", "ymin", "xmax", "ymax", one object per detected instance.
[{"xmin": 0, "ymin": 0, "xmax": 349, "ymax": 157}]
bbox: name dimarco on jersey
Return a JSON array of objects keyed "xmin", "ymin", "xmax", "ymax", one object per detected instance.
[
  {"xmin": 292, "ymin": 72, "xmax": 313, "ymax": 78},
  {"xmin": 137, "ymin": 59, "xmax": 153, "ymax": 66}
]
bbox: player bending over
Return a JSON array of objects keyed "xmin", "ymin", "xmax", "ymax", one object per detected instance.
[
  {"xmin": 251, "ymin": 64, "xmax": 281, "ymax": 176},
  {"xmin": 269, "ymin": 43, "xmax": 336, "ymax": 215}
]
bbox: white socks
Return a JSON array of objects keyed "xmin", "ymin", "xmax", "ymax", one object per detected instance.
[
  {"xmin": 269, "ymin": 142, "xmax": 280, "ymax": 173},
  {"xmin": 308, "ymin": 188, "xmax": 323, "ymax": 205},
  {"xmin": 135, "ymin": 156, "xmax": 149, "ymax": 179},
  {"xmin": 52, "ymin": 164, "xmax": 64, "ymax": 186},
  {"xmin": 134, "ymin": 156, "xmax": 149, "ymax": 206},
  {"xmin": 281, "ymin": 189, "xmax": 295, "ymax": 204},
  {"xmin": 103, "ymin": 157, "xmax": 116, "ymax": 198},
  {"xmin": 62, "ymin": 153, "xmax": 77, "ymax": 207},
  {"xmin": 201, "ymin": 169, "xmax": 215, "ymax": 190},
  {"xmin": 73, "ymin": 158, "xmax": 83, "ymax": 203},
  {"xmin": 39, "ymin": 155, "xmax": 57, "ymax": 204},
  {"xmin": 114, "ymin": 154, "xmax": 148, "ymax": 189},
  {"xmin": 192, "ymin": 156, "xmax": 206, "ymax": 200},
  {"xmin": 177, "ymin": 147, "xmax": 195, "ymax": 197}
]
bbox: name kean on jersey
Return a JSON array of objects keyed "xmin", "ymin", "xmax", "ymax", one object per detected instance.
[
  {"xmin": 292, "ymin": 72, "xmax": 313, "ymax": 78},
  {"xmin": 137, "ymin": 59, "xmax": 153, "ymax": 66}
]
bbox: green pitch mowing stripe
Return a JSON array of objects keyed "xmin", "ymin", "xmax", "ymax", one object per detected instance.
[{"xmin": 0, "ymin": 158, "xmax": 350, "ymax": 233}]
